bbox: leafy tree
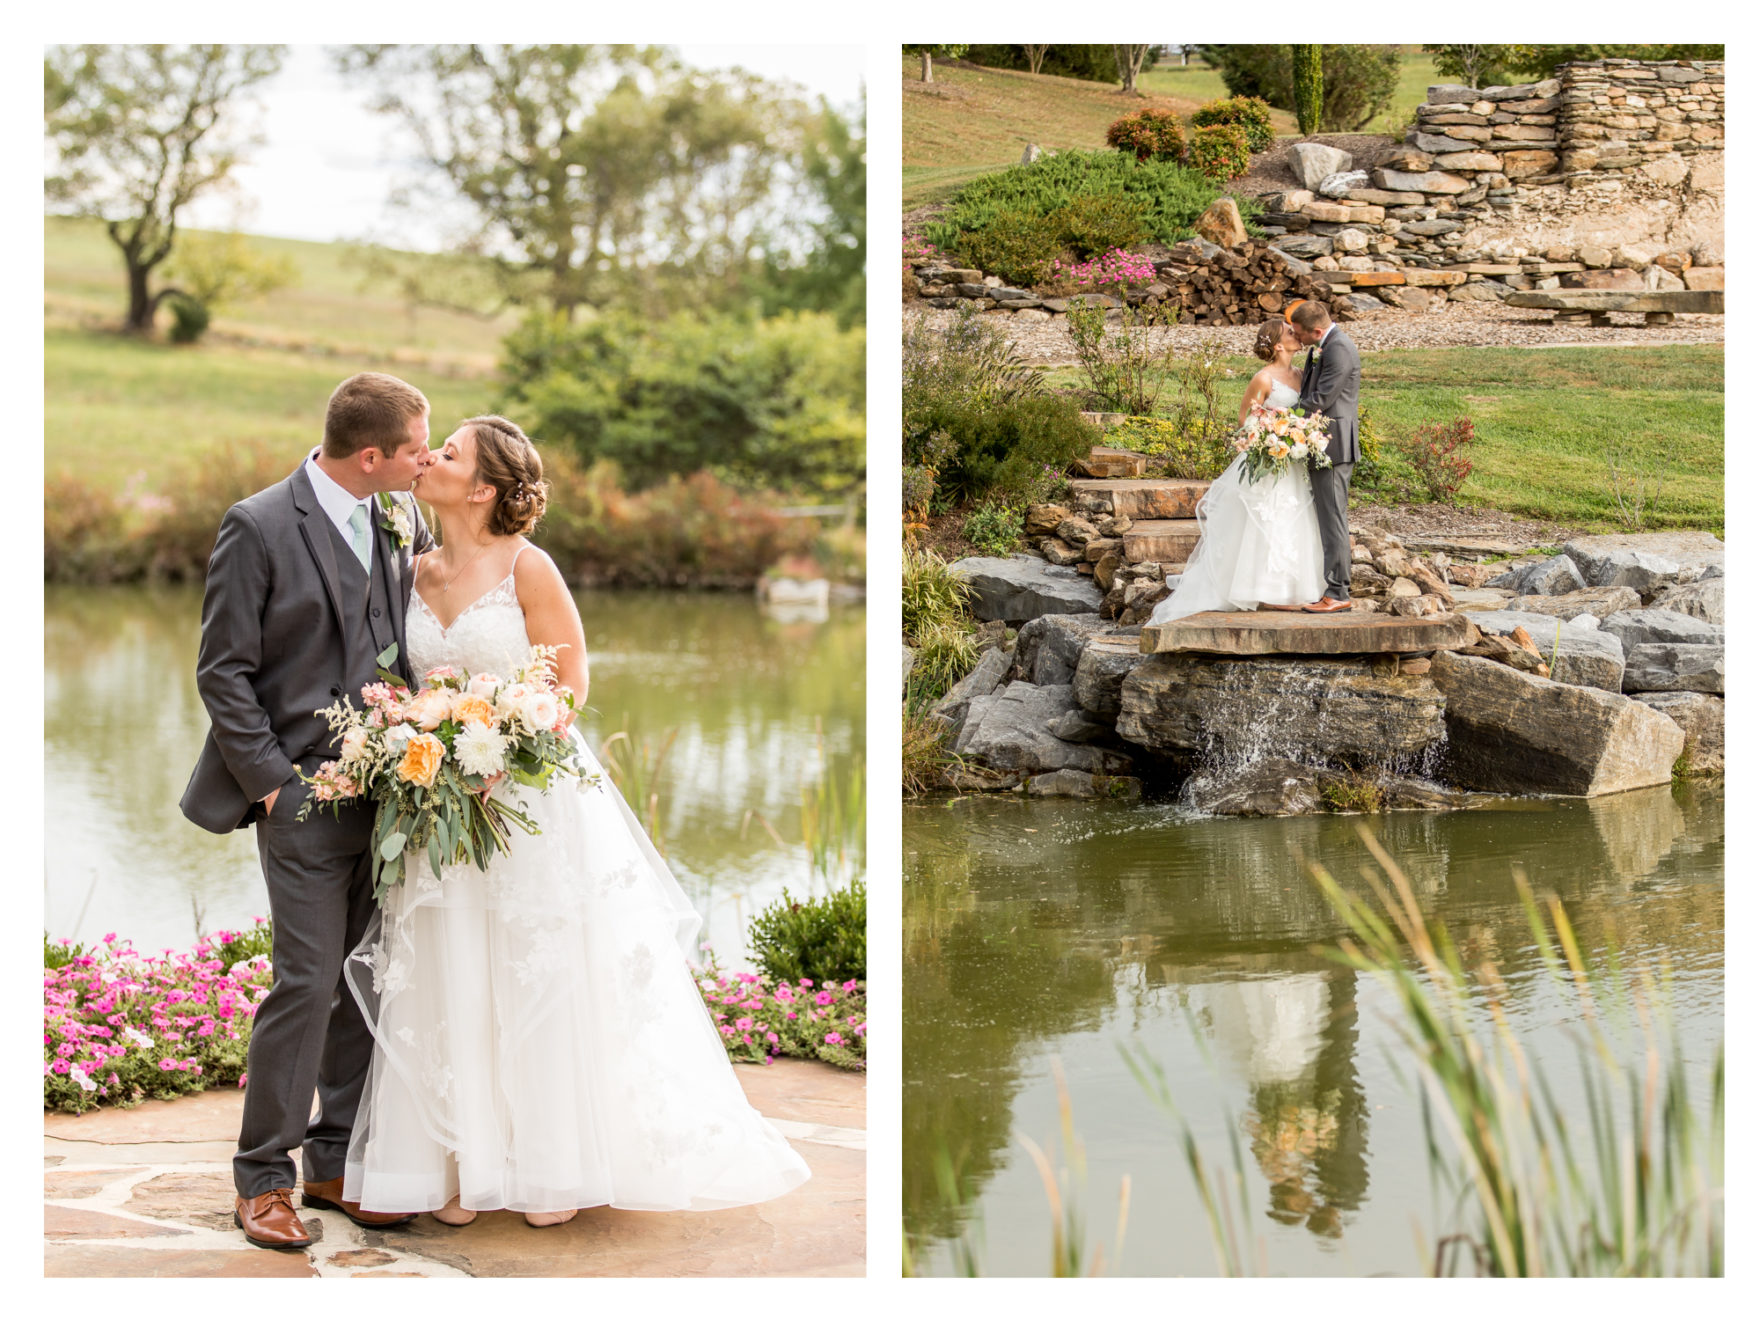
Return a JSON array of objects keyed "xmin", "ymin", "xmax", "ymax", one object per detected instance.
[
  {"xmin": 1501, "ymin": 44, "xmax": 1723, "ymax": 79},
  {"xmin": 1422, "ymin": 43, "xmax": 1522, "ymax": 89},
  {"xmin": 44, "ymin": 44, "xmax": 285, "ymax": 335},
  {"xmin": 761, "ymin": 96, "xmax": 865, "ymax": 329},
  {"xmin": 163, "ymin": 231, "xmax": 298, "ymax": 319},
  {"xmin": 1201, "ymin": 44, "xmax": 1399, "ymax": 131},
  {"xmin": 1113, "ymin": 44, "xmax": 1154, "ymax": 95},
  {"xmin": 1292, "ymin": 45, "xmax": 1324, "ymax": 134},
  {"xmin": 904, "ymin": 45, "xmax": 969, "ymax": 84},
  {"xmin": 337, "ymin": 45, "xmax": 808, "ymax": 320}
]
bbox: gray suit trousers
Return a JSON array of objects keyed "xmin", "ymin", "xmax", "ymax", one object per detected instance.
[
  {"xmin": 1309, "ymin": 461, "xmax": 1355, "ymax": 601},
  {"xmin": 234, "ymin": 780, "xmax": 377, "ymax": 1197}
]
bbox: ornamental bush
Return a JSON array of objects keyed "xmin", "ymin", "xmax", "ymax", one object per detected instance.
[
  {"xmin": 961, "ymin": 500, "xmax": 1024, "ymax": 557},
  {"xmin": 1105, "ymin": 107, "xmax": 1186, "ymax": 162},
  {"xmin": 912, "ymin": 394, "xmax": 1099, "ymax": 506},
  {"xmin": 1399, "ymin": 416, "xmax": 1476, "ymax": 502},
  {"xmin": 747, "ymin": 879, "xmax": 865, "ymax": 985},
  {"xmin": 696, "ymin": 959, "xmax": 866, "ymax": 1071},
  {"xmin": 1191, "ymin": 95, "xmax": 1276, "ymax": 153},
  {"xmin": 1047, "ymin": 196, "xmax": 1150, "ymax": 259},
  {"xmin": 953, "ymin": 207, "xmax": 1064, "ymax": 286},
  {"xmin": 43, "ymin": 925, "xmax": 273, "ymax": 1115},
  {"xmin": 1188, "ymin": 123, "xmax": 1253, "ymax": 183}
]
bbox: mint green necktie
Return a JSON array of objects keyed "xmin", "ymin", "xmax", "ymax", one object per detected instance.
[{"xmin": 348, "ymin": 503, "xmax": 373, "ymax": 572}]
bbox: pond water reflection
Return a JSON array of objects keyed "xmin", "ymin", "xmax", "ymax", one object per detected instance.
[
  {"xmin": 44, "ymin": 586, "xmax": 864, "ymax": 963},
  {"xmin": 904, "ymin": 784, "xmax": 1723, "ymax": 1276}
]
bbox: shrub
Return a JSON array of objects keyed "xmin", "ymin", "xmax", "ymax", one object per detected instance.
[
  {"xmin": 1293, "ymin": 45, "xmax": 1324, "ymax": 135},
  {"xmin": 1191, "ymin": 96, "xmax": 1276, "ymax": 153},
  {"xmin": 953, "ymin": 207, "xmax": 1064, "ymax": 286},
  {"xmin": 903, "ymin": 465, "xmax": 936, "ymax": 519},
  {"xmin": 908, "ymin": 620, "xmax": 980, "ymax": 707},
  {"xmin": 1106, "ymin": 413, "xmax": 1232, "ymax": 481},
  {"xmin": 927, "ymin": 150, "xmax": 1262, "ymax": 256},
  {"xmin": 962, "ymin": 501, "xmax": 1024, "ymax": 557},
  {"xmin": 1106, "ymin": 107, "xmax": 1186, "ymax": 162},
  {"xmin": 914, "ymin": 393, "xmax": 1099, "ymax": 506},
  {"xmin": 1353, "ymin": 404, "xmax": 1389, "ymax": 492},
  {"xmin": 1188, "ymin": 123, "xmax": 1253, "ymax": 183},
  {"xmin": 747, "ymin": 879, "xmax": 865, "ymax": 985},
  {"xmin": 902, "ymin": 545, "xmax": 973, "ymax": 643},
  {"xmin": 166, "ymin": 295, "xmax": 211, "ymax": 344},
  {"xmin": 903, "ymin": 305, "xmax": 1044, "ymax": 452},
  {"xmin": 1066, "ymin": 301, "xmax": 1181, "ymax": 416},
  {"xmin": 696, "ymin": 956, "xmax": 865, "ymax": 1071},
  {"xmin": 1048, "ymin": 195, "xmax": 1150, "ymax": 259},
  {"xmin": 43, "ymin": 929, "xmax": 270, "ymax": 1115},
  {"xmin": 1201, "ymin": 44, "xmax": 1399, "ymax": 132},
  {"xmin": 1399, "ymin": 416, "xmax": 1476, "ymax": 503}
]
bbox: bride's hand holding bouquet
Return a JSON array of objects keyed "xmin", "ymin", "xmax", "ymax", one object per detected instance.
[{"xmin": 1233, "ymin": 403, "xmax": 1334, "ymax": 485}]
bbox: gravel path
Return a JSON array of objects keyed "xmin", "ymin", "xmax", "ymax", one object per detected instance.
[{"xmin": 903, "ymin": 299, "xmax": 1724, "ymax": 363}]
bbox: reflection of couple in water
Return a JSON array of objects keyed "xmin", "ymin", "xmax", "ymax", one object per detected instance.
[{"xmin": 1208, "ymin": 968, "xmax": 1369, "ymax": 1239}]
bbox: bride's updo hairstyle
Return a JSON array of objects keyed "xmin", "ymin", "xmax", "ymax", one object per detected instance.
[
  {"xmin": 462, "ymin": 415, "xmax": 549, "ymax": 536},
  {"xmin": 1253, "ymin": 318, "xmax": 1288, "ymax": 362}
]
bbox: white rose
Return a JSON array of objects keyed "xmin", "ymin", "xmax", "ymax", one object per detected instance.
[
  {"xmin": 467, "ymin": 672, "xmax": 500, "ymax": 700},
  {"xmin": 384, "ymin": 724, "xmax": 416, "ymax": 751},
  {"xmin": 522, "ymin": 689, "xmax": 560, "ymax": 733},
  {"xmin": 497, "ymin": 682, "xmax": 532, "ymax": 722},
  {"xmin": 339, "ymin": 727, "xmax": 371, "ymax": 763},
  {"xmin": 1290, "ymin": 443, "xmax": 1309, "ymax": 461}
]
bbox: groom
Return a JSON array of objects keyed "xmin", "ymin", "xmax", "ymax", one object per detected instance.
[
  {"xmin": 1288, "ymin": 300, "xmax": 1361, "ymax": 613},
  {"xmin": 181, "ymin": 372, "xmax": 435, "ymax": 1249}
]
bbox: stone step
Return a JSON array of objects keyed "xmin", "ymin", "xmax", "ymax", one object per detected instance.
[
  {"xmin": 1075, "ymin": 446, "xmax": 1147, "ymax": 479},
  {"xmin": 1124, "ymin": 519, "xmax": 1202, "ymax": 564},
  {"xmin": 1067, "ymin": 477, "xmax": 1210, "ymax": 521},
  {"xmin": 1504, "ymin": 289, "xmax": 1724, "ymax": 313},
  {"xmin": 1140, "ymin": 608, "xmax": 1480, "ymax": 656}
]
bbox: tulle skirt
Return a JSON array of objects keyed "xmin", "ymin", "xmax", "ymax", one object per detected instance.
[
  {"xmin": 1147, "ymin": 453, "xmax": 1328, "ymax": 624},
  {"xmin": 340, "ymin": 739, "xmax": 811, "ymax": 1214}
]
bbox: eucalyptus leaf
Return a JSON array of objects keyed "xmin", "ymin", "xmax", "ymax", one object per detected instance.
[{"xmin": 379, "ymin": 831, "xmax": 407, "ymax": 861}]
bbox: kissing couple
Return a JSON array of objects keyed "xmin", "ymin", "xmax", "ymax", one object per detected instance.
[
  {"xmin": 1148, "ymin": 298, "xmax": 1362, "ymax": 624},
  {"xmin": 181, "ymin": 372, "xmax": 808, "ymax": 1249}
]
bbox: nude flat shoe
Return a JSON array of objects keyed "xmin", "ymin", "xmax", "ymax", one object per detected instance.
[
  {"xmin": 524, "ymin": 1209, "xmax": 578, "ymax": 1228},
  {"xmin": 431, "ymin": 1196, "xmax": 477, "ymax": 1226}
]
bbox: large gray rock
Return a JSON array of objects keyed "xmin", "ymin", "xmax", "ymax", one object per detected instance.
[
  {"xmin": 1116, "ymin": 654, "xmax": 1446, "ymax": 763},
  {"xmin": 1428, "ymin": 652, "xmax": 1684, "ymax": 796},
  {"xmin": 1631, "ymin": 692, "xmax": 1723, "ymax": 775},
  {"xmin": 1290, "ymin": 142, "xmax": 1352, "ymax": 191},
  {"xmin": 931, "ymin": 645, "xmax": 1012, "ymax": 735},
  {"xmin": 1601, "ymin": 608, "xmax": 1722, "ymax": 652},
  {"xmin": 1622, "ymin": 643, "xmax": 1724, "ymax": 694},
  {"xmin": 1047, "ymin": 707, "xmax": 1118, "ymax": 743},
  {"xmin": 1464, "ymin": 610, "xmax": 1626, "ymax": 692},
  {"xmin": 955, "ymin": 682, "xmax": 1135, "ymax": 774},
  {"xmin": 1072, "ymin": 632, "xmax": 1148, "ymax": 718},
  {"xmin": 1498, "ymin": 554, "xmax": 1586, "ymax": 596},
  {"xmin": 1318, "ymin": 169, "xmax": 1369, "ymax": 197},
  {"xmin": 1651, "ymin": 577, "xmax": 1724, "ymax": 625},
  {"xmin": 1562, "ymin": 532, "xmax": 1723, "ymax": 582},
  {"xmin": 1274, "ymin": 234, "xmax": 1334, "ymax": 260},
  {"xmin": 950, "ymin": 555, "xmax": 1105, "ymax": 624},
  {"xmin": 1014, "ymin": 613, "xmax": 1111, "ymax": 686},
  {"xmin": 1184, "ymin": 757, "xmax": 1320, "ymax": 817},
  {"xmin": 1500, "ymin": 586, "xmax": 1642, "ymax": 622},
  {"xmin": 1560, "ymin": 542, "xmax": 1680, "ymax": 599}
]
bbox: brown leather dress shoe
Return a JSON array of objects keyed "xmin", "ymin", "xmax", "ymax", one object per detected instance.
[
  {"xmin": 301, "ymin": 1176, "xmax": 418, "ymax": 1228},
  {"xmin": 1303, "ymin": 596, "xmax": 1354, "ymax": 613},
  {"xmin": 235, "ymin": 1188, "xmax": 313, "ymax": 1250}
]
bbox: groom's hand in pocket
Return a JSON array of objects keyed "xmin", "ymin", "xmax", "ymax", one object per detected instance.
[{"xmin": 262, "ymin": 787, "xmax": 281, "ymax": 817}]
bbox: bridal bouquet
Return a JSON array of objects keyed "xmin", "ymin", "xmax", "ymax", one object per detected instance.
[
  {"xmin": 1232, "ymin": 404, "xmax": 1333, "ymax": 484},
  {"xmin": 297, "ymin": 645, "xmax": 597, "ymax": 899}
]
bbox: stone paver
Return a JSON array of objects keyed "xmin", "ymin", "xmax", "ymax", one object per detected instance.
[
  {"xmin": 1141, "ymin": 608, "xmax": 1479, "ymax": 655},
  {"xmin": 42, "ymin": 1059, "xmax": 863, "ymax": 1278}
]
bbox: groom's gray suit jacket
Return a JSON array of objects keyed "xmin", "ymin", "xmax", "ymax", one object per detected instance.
[
  {"xmin": 1297, "ymin": 327, "xmax": 1361, "ymax": 466},
  {"xmin": 181, "ymin": 463, "xmax": 432, "ymax": 834}
]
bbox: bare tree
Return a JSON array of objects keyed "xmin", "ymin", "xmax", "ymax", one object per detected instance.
[
  {"xmin": 1023, "ymin": 45, "xmax": 1051, "ymax": 76},
  {"xmin": 44, "ymin": 44, "xmax": 284, "ymax": 335},
  {"xmin": 1113, "ymin": 45, "xmax": 1153, "ymax": 95}
]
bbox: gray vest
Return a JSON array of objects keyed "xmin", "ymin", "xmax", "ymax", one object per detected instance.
[{"xmin": 325, "ymin": 519, "xmax": 402, "ymax": 702}]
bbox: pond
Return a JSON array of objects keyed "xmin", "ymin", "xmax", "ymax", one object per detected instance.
[
  {"xmin": 44, "ymin": 586, "xmax": 865, "ymax": 964},
  {"xmin": 903, "ymin": 782, "xmax": 1723, "ymax": 1277}
]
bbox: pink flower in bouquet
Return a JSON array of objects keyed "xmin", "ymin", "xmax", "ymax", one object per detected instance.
[
  {"xmin": 424, "ymin": 665, "xmax": 461, "ymax": 685},
  {"xmin": 467, "ymin": 672, "xmax": 500, "ymax": 700},
  {"xmin": 339, "ymin": 728, "xmax": 371, "ymax": 763}
]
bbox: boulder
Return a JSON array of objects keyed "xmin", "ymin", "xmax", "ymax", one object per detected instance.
[
  {"xmin": 1024, "ymin": 503, "xmax": 1069, "ymax": 537},
  {"xmin": 950, "ymin": 555, "xmax": 1105, "ymax": 624},
  {"xmin": 955, "ymin": 682, "xmax": 1136, "ymax": 774},
  {"xmin": 1562, "ymin": 532, "xmax": 1724, "ymax": 582},
  {"xmin": 1026, "ymin": 769, "xmax": 1143, "ymax": 800},
  {"xmin": 1462, "ymin": 610, "xmax": 1625, "ymax": 692},
  {"xmin": 930, "ymin": 645, "xmax": 1013, "ymax": 735},
  {"xmin": 1500, "ymin": 586, "xmax": 1642, "ymax": 621},
  {"xmin": 1651, "ymin": 577, "xmax": 1724, "ymax": 625},
  {"xmin": 1184, "ymin": 757, "xmax": 1320, "ymax": 817},
  {"xmin": 1195, "ymin": 197, "xmax": 1249, "ymax": 249},
  {"xmin": 1449, "ymin": 281, "xmax": 1512, "ymax": 302},
  {"xmin": 1561, "ymin": 542, "xmax": 1681, "ymax": 600},
  {"xmin": 1046, "ymin": 708, "xmax": 1119, "ymax": 744},
  {"xmin": 1073, "ymin": 632, "xmax": 1148, "ymax": 718},
  {"xmin": 1040, "ymin": 539, "xmax": 1084, "ymax": 567},
  {"xmin": 1499, "ymin": 553, "xmax": 1586, "ymax": 596},
  {"xmin": 1013, "ymin": 613, "xmax": 1112, "ymax": 687},
  {"xmin": 1599, "ymin": 608, "xmax": 1722, "ymax": 652},
  {"xmin": 1290, "ymin": 142, "xmax": 1353, "ymax": 191},
  {"xmin": 1116, "ymin": 654, "xmax": 1446, "ymax": 763},
  {"xmin": 1055, "ymin": 515, "xmax": 1101, "ymax": 548},
  {"xmin": 1621, "ymin": 643, "xmax": 1724, "ymax": 694},
  {"xmin": 1631, "ymin": 692, "xmax": 1723, "ymax": 775},
  {"xmin": 1375, "ymin": 168, "xmax": 1473, "ymax": 194},
  {"xmin": 1274, "ymin": 235, "xmax": 1334, "ymax": 260},
  {"xmin": 1318, "ymin": 169, "xmax": 1370, "ymax": 197},
  {"xmin": 1427, "ymin": 651, "xmax": 1684, "ymax": 797}
]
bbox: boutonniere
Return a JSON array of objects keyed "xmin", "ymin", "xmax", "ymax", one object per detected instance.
[{"xmin": 377, "ymin": 492, "xmax": 413, "ymax": 550}]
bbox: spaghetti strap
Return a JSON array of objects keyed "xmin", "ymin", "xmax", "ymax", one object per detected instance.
[{"xmin": 509, "ymin": 541, "xmax": 533, "ymax": 571}]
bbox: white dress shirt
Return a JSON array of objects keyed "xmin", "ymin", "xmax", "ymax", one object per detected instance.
[{"xmin": 304, "ymin": 450, "xmax": 375, "ymax": 569}]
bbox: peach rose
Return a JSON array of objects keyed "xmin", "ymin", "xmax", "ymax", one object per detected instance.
[
  {"xmin": 406, "ymin": 688, "xmax": 451, "ymax": 731},
  {"xmin": 339, "ymin": 727, "xmax": 371, "ymax": 763},
  {"xmin": 395, "ymin": 733, "xmax": 445, "ymax": 788},
  {"xmin": 452, "ymin": 694, "xmax": 497, "ymax": 728}
]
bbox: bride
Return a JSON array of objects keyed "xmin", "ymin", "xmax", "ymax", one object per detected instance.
[
  {"xmin": 341, "ymin": 415, "xmax": 810, "ymax": 1226},
  {"xmin": 1147, "ymin": 317, "xmax": 1328, "ymax": 623}
]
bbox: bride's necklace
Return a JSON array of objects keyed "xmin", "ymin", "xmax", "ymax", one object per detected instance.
[{"xmin": 435, "ymin": 540, "xmax": 492, "ymax": 593}]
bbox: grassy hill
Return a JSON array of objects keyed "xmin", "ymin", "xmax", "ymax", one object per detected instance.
[
  {"xmin": 45, "ymin": 218, "xmax": 510, "ymax": 488},
  {"xmin": 903, "ymin": 49, "xmax": 1437, "ymax": 212}
]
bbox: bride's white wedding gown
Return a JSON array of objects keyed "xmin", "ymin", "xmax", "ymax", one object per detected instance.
[
  {"xmin": 341, "ymin": 550, "xmax": 810, "ymax": 1214},
  {"xmin": 1147, "ymin": 380, "xmax": 1328, "ymax": 623}
]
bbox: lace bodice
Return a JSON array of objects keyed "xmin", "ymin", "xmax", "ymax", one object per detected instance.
[
  {"xmin": 406, "ymin": 566, "xmax": 533, "ymax": 680},
  {"xmin": 1264, "ymin": 379, "xmax": 1300, "ymax": 410}
]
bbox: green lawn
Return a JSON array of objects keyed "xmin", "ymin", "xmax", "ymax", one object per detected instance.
[{"xmin": 1048, "ymin": 345, "xmax": 1725, "ymax": 533}]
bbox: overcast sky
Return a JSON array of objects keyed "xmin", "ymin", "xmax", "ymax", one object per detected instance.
[{"xmin": 182, "ymin": 44, "xmax": 865, "ymax": 249}]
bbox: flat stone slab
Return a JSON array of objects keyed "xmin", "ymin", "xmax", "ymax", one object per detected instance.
[
  {"xmin": 1066, "ymin": 478, "xmax": 1210, "ymax": 520},
  {"xmin": 1397, "ymin": 536, "xmax": 1530, "ymax": 559},
  {"xmin": 45, "ymin": 1245, "xmax": 320, "ymax": 1278},
  {"xmin": 1123, "ymin": 519, "xmax": 1201, "ymax": 564},
  {"xmin": 1074, "ymin": 446, "xmax": 1148, "ymax": 478},
  {"xmin": 1140, "ymin": 609, "xmax": 1479, "ymax": 656},
  {"xmin": 1505, "ymin": 289, "xmax": 1724, "ymax": 313}
]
